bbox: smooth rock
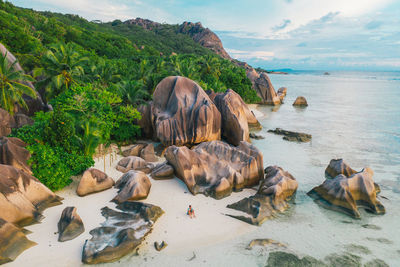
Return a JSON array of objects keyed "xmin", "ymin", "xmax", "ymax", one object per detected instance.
[
  {"xmin": 227, "ymin": 166, "xmax": 298, "ymax": 225},
  {"xmin": 249, "ymin": 133, "xmax": 265, "ymax": 140},
  {"xmin": 0, "ymin": 164, "xmax": 62, "ymax": 225},
  {"xmin": 165, "ymin": 140, "xmax": 264, "ymax": 199},
  {"xmin": 325, "ymin": 159, "xmax": 357, "ymax": 178},
  {"xmin": 213, "ymin": 89, "xmax": 250, "ymax": 145},
  {"xmin": 152, "ymin": 76, "xmax": 221, "ymax": 146},
  {"xmin": 277, "ymin": 87, "xmax": 287, "ymax": 101},
  {"xmin": 112, "ymin": 171, "xmax": 151, "ymax": 203},
  {"xmin": 76, "ymin": 168, "xmax": 115, "ymax": 197},
  {"xmin": 151, "ymin": 162, "xmax": 174, "ymax": 180},
  {"xmin": 0, "ymin": 218, "xmax": 36, "ymax": 264},
  {"xmin": 308, "ymin": 167, "xmax": 385, "ymax": 218},
  {"xmin": 116, "ymin": 156, "xmax": 149, "ymax": 173},
  {"xmin": 0, "ymin": 108, "xmax": 14, "ymax": 137},
  {"xmin": 0, "ymin": 137, "xmax": 32, "ymax": 174},
  {"xmin": 293, "ymin": 96, "xmax": 308, "ymax": 107},
  {"xmin": 122, "ymin": 143, "xmax": 147, "ymax": 157},
  {"xmin": 140, "ymin": 143, "xmax": 157, "ymax": 162},
  {"xmin": 58, "ymin": 207, "xmax": 84, "ymax": 242},
  {"xmin": 247, "ymin": 70, "xmax": 281, "ymax": 105},
  {"xmin": 82, "ymin": 202, "xmax": 164, "ymax": 264},
  {"xmin": 268, "ymin": 128, "xmax": 312, "ymax": 143}
]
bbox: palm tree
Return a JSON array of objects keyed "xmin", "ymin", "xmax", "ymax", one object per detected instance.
[
  {"xmin": 0, "ymin": 52, "xmax": 36, "ymax": 115},
  {"xmin": 77, "ymin": 120, "xmax": 102, "ymax": 156},
  {"xmin": 88, "ymin": 58, "xmax": 120, "ymax": 87},
  {"xmin": 118, "ymin": 80, "xmax": 150, "ymax": 106},
  {"xmin": 35, "ymin": 42, "xmax": 88, "ymax": 100}
]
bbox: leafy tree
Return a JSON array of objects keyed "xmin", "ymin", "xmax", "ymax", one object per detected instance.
[
  {"xmin": 118, "ymin": 80, "xmax": 150, "ymax": 106},
  {"xmin": 0, "ymin": 52, "xmax": 36, "ymax": 114}
]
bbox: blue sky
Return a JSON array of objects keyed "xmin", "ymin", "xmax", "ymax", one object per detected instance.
[{"xmin": 10, "ymin": 0, "xmax": 400, "ymax": 70}]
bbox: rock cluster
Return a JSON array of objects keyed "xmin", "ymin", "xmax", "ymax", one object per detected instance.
[
  {"xmin": 308, "ymin": 160, "xmax": 385, "ymax": 218},
  {"xmin": 116, "ymin": 156, "xmax": 149, "ymax": 173},
  {"xmin": 165, "ymin": 140, "xmax": 264, "ymax": 199},
  {"xmin": 58, "ymin": 207, "xmax": 84, "ymax": 242},
  {"xmin": 151, "ymin": 162, "xmax": 174, "ymax": 180},
  {"xmin": 82, "ymin": 202, "xmax": 164, "ymax": 264},
  {"xmin": 76, "ymin": 168, "xmax": 115, "ymax": 197},
  {"xmin": 268, "ymin": 128, "xmax": 312, "ymax": 143},
  {"xmin": 112, "ymin": 171, "xmax": 151, "ymax": 203},
  {"xmin": 227, "ymin": 166, "xmax": 298, "ymax": 225},
  {"xmin": 122, "ymin": 143, "xmax": 157, "ymax": 162}
]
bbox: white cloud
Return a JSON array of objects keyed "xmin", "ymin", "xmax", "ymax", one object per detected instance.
[{"xmin": 226, "ymin": 49, "xmax": 274, "ymax": 61}]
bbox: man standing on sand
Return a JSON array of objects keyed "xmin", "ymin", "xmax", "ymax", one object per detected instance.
[{"xmin": 187, "ymin": 205, "xmax": 196, "ymax": 218}]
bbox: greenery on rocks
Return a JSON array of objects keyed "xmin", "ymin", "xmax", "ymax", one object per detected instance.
[{"xmin": 2, "ymin": 0, "xmax": 261, "ymax": 190}]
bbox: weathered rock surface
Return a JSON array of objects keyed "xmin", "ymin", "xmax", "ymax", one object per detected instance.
[
  {"xmin": 58, "ymin": 207, "xmax": 84, "ymax": 242},
  {"xmin": 154, "ymin": 241, "xmax": 167, "ymax": 251},
  {"xmin": 277, "ymin": 87, "xmax": 287, "ymax": 101},
  {"xmin": 308, "ymin": 167, "xmax": 385, "ymax": 218},
  {"xmin": 151, "ymin": 162, "xmax": 174, "ymax": 180},
  {"xmin": 0, "ymin": 108, "xmax": 14, "ymax": 137},
  {"xmin": 227, "ymin": 166, "xmax": 298, "ymax": 225},
  {"xmin": 268, "ymin": 128, "xmax": 312, "ymax": 143},
  {"xmin": 116, "ymin": 156, "xmax": 149, "ymax": 173},
  {"xmin": 249, "ymin": 133, "xmax": 265, "ymax": 140},
  {"xmin": 213, "ymin": 89, "xmax": 250, "ymax": 145},
  {"xmin": 140, "ymin": 143, "xmax": 157, "ymax": 162},
  {"xmin": 122, "ymin": 143, "xmax": 147, "ymax": 157},
  {"xmin": 0, "ymin": 218, "xmax": 36, "ymax": 264},
  {"xmin": 82, "ymin": 202, "xmax": 164, "ymax": 264},
  {"xmin": 0, "ymin": 43, "xmax": 45, "ymax": 116},
  {"xmin": 247, "ymin": 239, "xmax": 287, "ymax": 250},
  {"xmin": 76, "ymin": 168, "xmax": 115, "ymax": 197},
  {"xmin": 165, "ymin": 140, "xmax": 264, "ymax": 199},
  {"xmin": 246, "ymin": 68, "xmax": 280, "ymax": 105},
  {"xmin": 12, "ymin": 113, "xmax": 34, "ymax": 129},
  {"xmin": 137, "ymin": 103, "xmax": 155, "ymax": 139},
  {"xmin": 152, "ymin": 76, "xmax": 221, "ymax": 146},
  {"xmin": 293, "ymin": 96, "xmax": 308, "ymax": 107},
  {"xmin": 0, "ymin": 164, "xmax": 62, "ymax": 225},
  {"xmin": 112, "ymin": 171, "xmax": 151, "ymax": 203},
  {"xmin": 325, "ymin": 159, "xmax": 357, "ymax": 178},
  {"xmin": 0, "ymin": 137, "xmax": 32, "ymax": 174}
]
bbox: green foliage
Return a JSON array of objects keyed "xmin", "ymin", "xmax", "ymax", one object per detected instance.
[{"xmin": 0, "ymin": 52, "xmax": 36, "ymax": 114}]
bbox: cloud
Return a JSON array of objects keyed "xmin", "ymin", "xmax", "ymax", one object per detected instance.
[
  {"xmin": 365, "ymin": 21, "xmax": 383, "ymax": 29},
  {"xmin": 272, "ymin": 19, "xmax": 291, "ymax": 32},
  {"xmin": 225, "ymin": 49, "xmax": 275, "ymax": 61}
]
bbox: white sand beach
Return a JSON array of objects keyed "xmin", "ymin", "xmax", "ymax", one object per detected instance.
[{"xmin": 5, "ymin": 152, "xmax": 257, "ymax": 267}]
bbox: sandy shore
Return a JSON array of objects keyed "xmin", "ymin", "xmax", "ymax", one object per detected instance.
[{"xmin": 6, "ymin": 152, "xmax": 257, "ymax": 266}]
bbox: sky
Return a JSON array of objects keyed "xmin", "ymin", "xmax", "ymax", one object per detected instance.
[{"xmin": 10, "ymin": 0, "xmax": 400, "ymax": 71}]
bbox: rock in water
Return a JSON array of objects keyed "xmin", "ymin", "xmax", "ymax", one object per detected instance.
[
  {"xmin": 227, "ymin": 166, "xmax": 298, "ymax": 225},
  {"xmin": 293, "ymin": 96, "xmax": 308, "ymax": 107},
  {"xmin": 116, "ymin": 156, "xmax": 149, "ymax": 173},
  {"xmin": 308, "ymin": 167, "xmax": 385, "ymax": 218},
  {"xmin": 0, "ymin": 137, "xmax": 32, "ymax": 174},
  {"xmin": 0, "ymin": 108, "xmax": 14, "ymax": 137},
  {"xmin": 154, "ymin": 241, "xmax": 167, "ymax": 251},
  {"xmin": 247, "ymin": 239, "xmax": 287, "ymax": 249},
  {"xmin": 152, "ymin": 76, "xmax": 221, "ymax": 146},
  {"xmin": 82, "ymin": 202, "xmax": 164, "ymax": 264},
  {"xmin": 165, "ymin": 140, "xmax": 264, "ymax": 199},
  {"xmin": 247, "ymin": 69, "xmax": 281, "ymax": 105},
  {"xmin": 76, "ymin": 168, "xmax": 115, "ymax": 197},
  {"xmin": 277, "ymin": 87, "xmax": 287, "ymax": 101},
  {"xmin": 58, "ymin": 207, "xmax": 84, "ymax": 242},
  {"xmin": 112, "ymin": 171, "xmax": 151, "ymax": 203},
  {"xmin": 0, "ymin": 218, "xmax": 36, "ymax": 264},
  {"xmin": 213, "ymin": 89, "xmax": 250, "ymax": 145},
  {"xmin": 151, "ymin": 162, "xmax": 174, "ymax": 180},
  {"xmin": 268, "ymin": 128, "xmax": 312, "ymax": 143},
  {"xmin": 325, "ymin": 159, "xmax": 357, "ymax": 178},
  {"xmin": 266, "ymin": 251, "xmax": 326, "ymax": 267},
  {"xmin": 0, "ymin": 164, "xmax": 62, "ymax": 225},
  {"xmin": 249, "ymin": 133, "xmax": 265, "ymax": 140}
]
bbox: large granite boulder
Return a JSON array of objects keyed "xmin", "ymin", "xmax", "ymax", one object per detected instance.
[
  {"xmin": 293, "ymin": 96, "xmax": 308, "ymax": 107},
  {"xmin": 151, "ymin": 162, "xmax": 174, "ymax": 180},
  {"xmin": 122, "ymin": 143, "xmax": 147, "ymax": 157},
  {"xmin": 165, "ymin": 140, "xmax": 264, "ymax": 199},
  {"xmin": 116, "ymin": 156, "xmax": 149, "ymax": 173},
  {"xmin": 268, "ymin": 128, "xmax": 312, "ymax": 143},
  {"xmin": 112, "ymin": 171, "xmax": 151, "ymax": 203},
  {"xmin": 0, "ymin": 108, "xmax": 15, "ymax": 137},
  {"xmin": 0, "ymin": 137, "xmax": 32, "ymax": 174},
  {"xmin": 58, "ymin": 207, "xmax": 85, "ymax": 242},
  {"xmin": 76, "ymin": 168, "xmax": 115, "ymax": 197},
  {"xmin": 137, "ymin": 103, "xmax": 155, "ymax": 139},
  {"xmin": 152, "ymin": 76, "xmax": 221, "ymax": 146},
  {"xmin": 0, "ymin": 218, "xmax": 36, "ymax": 264},
  {"xmin": 227, "ymin": 166, "xmax": 298, "ymax": 225},
  {"xmin": 140, "ymin": 143, "xmax": 157, "ymax": 162},
  {"xmin": 0, "ymin": 43, "xmax": 45, "ymax": 116},
  {"xmin": 213, "ymin": 89, "xmax": 250, "ymax": 145},
  {"xmin": 308, "ymin": 167, "xmax": 385, "ymax": 218},
  {"xmin": 325, "ymin": 159, "xmax": 357, "ymax": 179},
  {"xmin": 0, "ymin": 164, "xmax": 62, "ymax": 225},
  {"xmin": 246, "ymin": 68, "xmax": 280, "ymax": 105},
  {"xmin": 82, "ymin": 202, "xmax": 164, "ymax": 264}
]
